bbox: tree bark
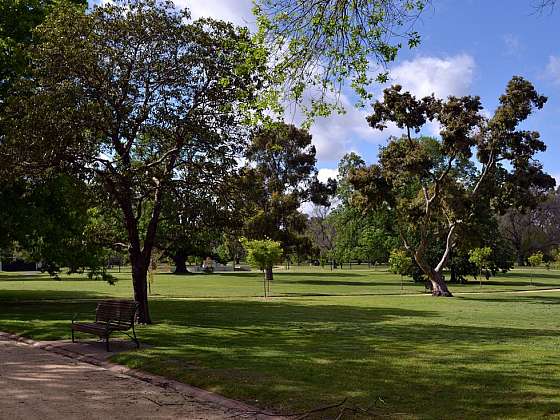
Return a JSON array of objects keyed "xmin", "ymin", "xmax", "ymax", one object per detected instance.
[
  {"xmin": 130, "ymin": 250, "xmax": 152, "ymax": 324},
  {"xmin": 427, "ymin": 269, "xmax": 453, "ymax": 297},
  {"xmin": 414, "ymin": 247, "xmax": 453, "ymax": 297},
  {"xmin": 173, "ymin": 254, "xmax": 189, "ymax": 274},
  {"xmin": 119, "ymin": 187, "xmax": 158, "ymax": 325}
]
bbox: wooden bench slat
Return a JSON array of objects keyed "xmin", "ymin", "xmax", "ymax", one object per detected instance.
[{"xmin": 71, "ymin": 300, "xmax": 140, "ymax": 351}]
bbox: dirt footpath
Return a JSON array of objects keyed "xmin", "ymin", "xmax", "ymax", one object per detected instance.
[{"xmin": 0, "ymin": 336, "xmax": 271, "ymax": 419}]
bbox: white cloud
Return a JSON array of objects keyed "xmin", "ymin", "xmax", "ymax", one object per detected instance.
[
  {"xmin": 308, "ymin": 105, "xmax": 370, "ymax": 162},
  {"xmin": 502, "ymin": 34, "xmax": 523, "ymax": 56},
  {"xmin": 317, "ymin": 168, "xmax": 338, "ymax": 183},
  {"xmin": 176, "ymin": 0, "xmax": 254, "ymax": 26},
  {"xmin": 545, "ymin": 56, "xmax": 560, "ymax": 85},
  {"xmin": 388, "ymin": 54, "xmax": 476, "ymax": 98}
]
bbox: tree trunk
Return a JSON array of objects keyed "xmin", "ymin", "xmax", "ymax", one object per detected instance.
[
  {"xmin": 265, "ymin": 265, "xmax": 273, "ymax": 281},
  {"xmin": 450, "ymin": 265, "xmax": 457, "ymax": 283},
  {"xmin": 173, "ymin": 254, "xmax": 189, "ymax": 274},
  {"xmin": 130, "ymin": 254, "xmax": 151, "ymax": 324},
  {"xmin": 412, "ymin": 223, "xmax": 456, "ymax": 297},
  {"xmin": 427, "ymin": 270, "xmax": 453, "ymax": 297},
  {"xmin": 414, "ymin": 252, "xmax": 453, "ymax": 297}
]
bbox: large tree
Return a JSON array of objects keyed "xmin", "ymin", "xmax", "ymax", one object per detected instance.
[
  {"xmin": 0, "ymin": 175, "xmax": 113, "ymax": 279},
  {"xmin": 328, "ymin": 153, "xmax": 399, "ymax": 266},
  {"xmin": 157, "ymin": 169, "xmax": 244, "ymax": 274},
  {"xmin": 351, "ymin": 77, "xmax": 555, "ymax": 296},
  {"xmin": 306, "ymin": 205, "xmax": 336, "ymax": 265},
  {"xmin": 241, "ymin": 122, "xmax": 334, "ymax": 280},
  {"xmin": 2, "ymin": 0, "xmax": 267, "ymax": 323},
  {"xmin": 1, "ymin": 0, "xmax": 89, "ymax": 255}
]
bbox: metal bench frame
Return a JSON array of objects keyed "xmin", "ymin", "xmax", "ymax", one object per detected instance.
[{"xmin": 71, "ymin": 300, "xmax": 139, "ymax": 351}]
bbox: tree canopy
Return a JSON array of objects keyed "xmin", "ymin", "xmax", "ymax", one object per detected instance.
[
  {"xmin": 253, "ymin": 0, "xmax": 428, "ymax": 116},
  {"xmin": 351, "ymin": 76, "xmax": 555, "ymax": 296},
  {"xmin": 2, "ymin": 0, "xmax": 268, "ymax": 322},
  {"xmin": 241, "ymin": 121, "xmax": 335, "ymax": 279}
]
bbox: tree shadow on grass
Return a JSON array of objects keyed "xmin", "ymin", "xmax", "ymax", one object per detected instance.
[
  {"xmin": 461, "ymin": 295, "xmax": 560, "ymax": 305},
  {"xmin": 275, "ymin": 279, "xmax": 406, "ymax": 287},
  {"xmin": 211, "ymin": 271, "xmax": 364, "ymax": 279},
  {"xmin": 0, "ymin": 296, "xmax": 103, "ymax": 340},
  {"xmin": 0, "ymin": 289, "xmax": 109, "ymax": 302},
  {"xmin": 276, "ymin": 272, "xmax": 364, "ymax": 278},
  {"xmin": 0, "ymin": 274, "xmax": 116, "ymax": 282},
  {"xmin": 496, "ymin": 271, "xmax": 560, "ymax": 281},
  {"xmin": 4, "ymin": 296, "xmax": 560, "ymax": 418},
  {"xmin": 111, "ymin": 298, "xmax": 560, "ymax": 419},
  {"xmin": 477, "ymin": 280, "xmax": 560, "ymax": 287}
]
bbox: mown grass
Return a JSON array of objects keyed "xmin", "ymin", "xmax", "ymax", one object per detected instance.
[
  {"xmin": 1, "ymin": 265, "xmax": 560, "ymax": 301},
  {"xmin": 1, "ymin": 267, "xmax": 560, "ymax": 418}
]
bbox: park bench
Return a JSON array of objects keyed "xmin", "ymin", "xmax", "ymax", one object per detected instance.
[{"xmin": 71, "ymin": 300, "xmax": 139, "ymax": 351}]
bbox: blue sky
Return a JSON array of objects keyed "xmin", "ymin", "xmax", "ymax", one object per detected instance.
[{"xmin": 90, "ymin": 1, "xmax": 560, "ymax": 182}]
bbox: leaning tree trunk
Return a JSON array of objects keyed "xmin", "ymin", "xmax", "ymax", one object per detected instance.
[
  {"xmin": 427, "ymin": 269, "xmax": 453, "ymax": 297},
  {"xmin": 414, "ymin": 250, "xmax": 454, "ymax": 297}
]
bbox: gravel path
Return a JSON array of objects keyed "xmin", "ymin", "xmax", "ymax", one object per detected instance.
[{"xmin": 0, "ymin": 336, "xmax": 270, "ymax": 420}]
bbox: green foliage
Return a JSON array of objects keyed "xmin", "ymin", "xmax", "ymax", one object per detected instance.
[
  {"xmin": 241, "ymin": 238, "xmax": 283, "ymax": 272},
  {"xmin": 388, "ymin": 249, "xmax": 413, "ymax": 276},
  {"xmin": 2, "ymin": 0, "xmax": 269, "ymax": 322},
  {"xmin": 528, "ymin": 251, "xmax": 544, "ymax": 267},
  {"xmin": 0, "ymin": 0, "xmax": 86, "ymax": 100},
  {"xmin": 327, "ymin": 152, "xmax": 397, "ymax": 265},
  {"xmin": 0, "ymin": 175, "xmax": 115, "ymax": 282},
  {"xmin": 242, "ymin": 122, "xmax": 334, "ymax": 261},
  {"xmin": 468, "ymin": 247, "xmax": 492, "ymax": 274},
  {"xmin": 253, "ymin": 0, "xmax": 428, "ymax": 117},
  {"xmin": 351, "ymin": 77, "xmax": 555, "ymax": 295}
]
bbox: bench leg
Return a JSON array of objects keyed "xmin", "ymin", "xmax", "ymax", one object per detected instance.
[
  {"xmin": 132, "ymin": 325, "xmax": 140, "ymax": 349},
  {"xmin": 106, "ymin": 336, "xmax": 110, "ymax": 352}
]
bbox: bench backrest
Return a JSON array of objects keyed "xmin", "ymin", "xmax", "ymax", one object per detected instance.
[{"xmin": 95, "ymin": 300, "xmax": 138, "ymax": 327}]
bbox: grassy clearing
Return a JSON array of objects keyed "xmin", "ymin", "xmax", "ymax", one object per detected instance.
[
  {"xmin": 1, "ymin": 265, "xmax": 560, "ymax": 301},
  {"xmin": 1, "ymin": 268, "xmax": 560, "ymax": 418}
]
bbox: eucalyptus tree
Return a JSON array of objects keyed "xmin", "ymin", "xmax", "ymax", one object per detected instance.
[
  {"xmin": 307, "ymin": 205, "xmax": 336, "ymax": 265},
  {"xmin": 241, "ymin": 122, "xmax": 334, "ymax": 280},
  {"xmin": 2, "ymin": 0, "xmax": 268, "ymax": 323},
  {"xmin": 351, "ymin": 77, "xmax": 555, "ymax": 296}
]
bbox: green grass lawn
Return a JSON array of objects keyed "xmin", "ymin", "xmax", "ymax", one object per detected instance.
[{"xmin": 2, "ymin": 267, "xmax": 560, "ymax": 418}]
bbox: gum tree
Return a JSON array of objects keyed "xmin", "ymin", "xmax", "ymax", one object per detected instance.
[
  {"xmin": 241, "ymin": 122, "xmax": 335, "ymax": 280},
  {"xmin": 3, "ymin": 0, "xmax": 267, "ymax": 322},
  {"xmin": 351, "ymin": 77, "xmax": 555, "ymax": 296}
]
